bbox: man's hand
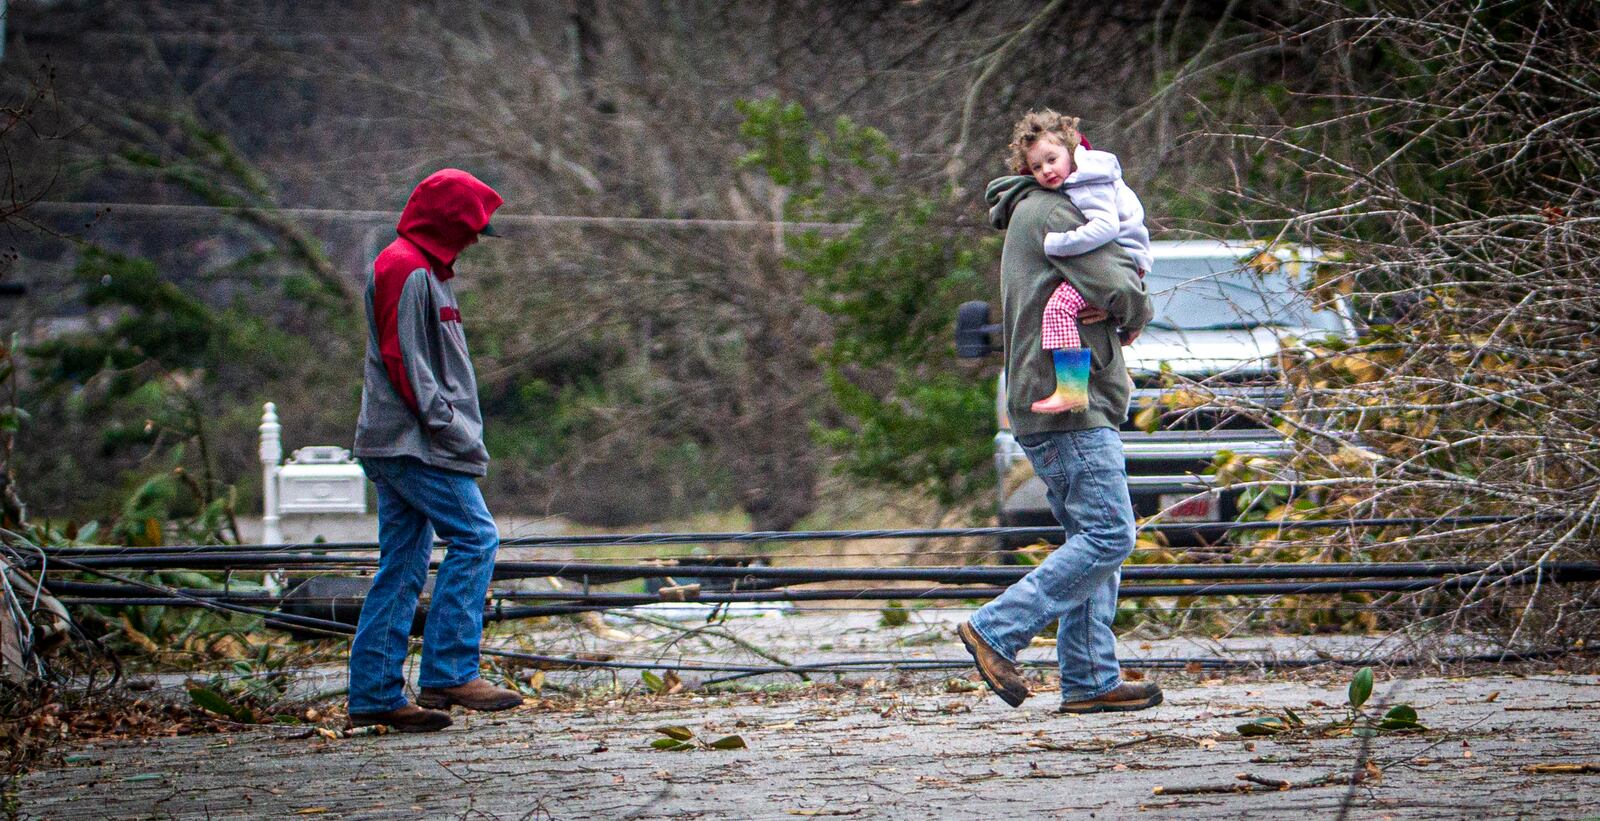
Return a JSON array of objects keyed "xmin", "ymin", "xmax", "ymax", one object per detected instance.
[{"xmin": 1082, "ymin": 305, "xmax": 1140, "ymax": 343}]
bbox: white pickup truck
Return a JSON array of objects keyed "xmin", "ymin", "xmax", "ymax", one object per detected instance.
[{"xmin": 956, "ymin": 240, "xmax": 1357, "ymax": 547}]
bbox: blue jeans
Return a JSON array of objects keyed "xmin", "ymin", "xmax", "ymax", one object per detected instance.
[
  {"xmin": 969, "ymin": 426, "xmax": 1135, "ymax": 702},
  {"xmin": 348, "ymin": 456, "xmax": 500, "ymax": 714}
]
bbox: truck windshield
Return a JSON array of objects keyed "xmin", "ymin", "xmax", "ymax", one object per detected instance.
[{"xmin": 1145, "ymin": 256, "xmax": 1344, "ymax": 333}]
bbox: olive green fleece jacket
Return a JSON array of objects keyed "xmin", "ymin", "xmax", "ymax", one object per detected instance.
[{"xmin": 986, "ymin": 175, "xmax": 1155, "ymax": 438}]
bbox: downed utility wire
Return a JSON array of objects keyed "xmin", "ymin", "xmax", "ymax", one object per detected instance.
[
  {"xmin": 40, "ymin": 553, "xmax": 1593, "ymax": 680},
  {"xmin": 53, "ymin": 573, "xmax": 1600, "ymax": 605},
  {"xmin": 34, "ymin": 555, "xmax": 1600, "ymax": 586},
  {"xmin": 30, "ymin": 515, "xmax": 1545, "ymax": 558},
  {"xmin": 55, "ymin": 575, "xmax": 1598, "ymax": 620}
]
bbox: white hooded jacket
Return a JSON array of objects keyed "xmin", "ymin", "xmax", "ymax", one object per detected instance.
[{"xmin": 1042, "ymin": 149, "xmax": 1153, "ymax": 273}]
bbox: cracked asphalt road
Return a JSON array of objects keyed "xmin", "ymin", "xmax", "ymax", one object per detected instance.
[{"xmin": 18, "ymin": 615, "xmax": 1600, "ymax": 820}]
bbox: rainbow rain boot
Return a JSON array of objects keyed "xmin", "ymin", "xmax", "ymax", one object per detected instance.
[{"xmin": 1031, "ymin": 348, "xmax": 1090, "ymax": 414}]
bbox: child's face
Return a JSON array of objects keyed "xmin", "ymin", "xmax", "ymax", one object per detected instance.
[{"xmin": 1025, "ymin": 135, "xmax": 1075, "ymax": 189}]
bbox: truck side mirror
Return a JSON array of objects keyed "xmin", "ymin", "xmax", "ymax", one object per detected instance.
[{"xmin": 955, "ymin": 300, "xmax": 1002, "ymax": 358}]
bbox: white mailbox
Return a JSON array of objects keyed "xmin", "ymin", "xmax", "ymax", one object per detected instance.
[{"xmin": 277, "ymin": 446, "xmax": 367, "ymax": 514}]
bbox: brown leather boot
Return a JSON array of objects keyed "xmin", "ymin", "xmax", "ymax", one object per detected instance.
[
  {"xmin": 1058, "ymin": 682, "xmax": 1164, "ymax": 714},
  {"xmin": 417, "ymin": 678, "xmax": 525, "ymax": 712},
  {"xmin": 347, "ymin": 703, "xmax": 453, "ymax": 733},
  {"xmin": 957, "ymin": 622, "xmax": 1029, "ymax": 707}
]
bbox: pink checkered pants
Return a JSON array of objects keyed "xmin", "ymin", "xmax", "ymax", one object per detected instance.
[{"xmin": 1041, "ymin": 281, "xmax": 1087, "ymax": 349}]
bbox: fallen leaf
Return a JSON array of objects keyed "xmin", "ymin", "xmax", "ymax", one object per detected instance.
[{"xmin": 656, "ymin": 725, "xmax": 694, "ymax": 741}]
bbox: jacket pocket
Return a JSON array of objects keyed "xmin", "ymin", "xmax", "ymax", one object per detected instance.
[
  {"xmin": 1086, "ymin": 323, "xmax": 1116, "ymax": 374},
  {"xmin": 430, "ymin": 412, "xmax": 482, "ymax": 458}
]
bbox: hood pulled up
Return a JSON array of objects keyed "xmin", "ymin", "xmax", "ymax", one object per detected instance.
[{"xmin": 396, "ymin": 169, "xmax": 504, "ymax": 276}]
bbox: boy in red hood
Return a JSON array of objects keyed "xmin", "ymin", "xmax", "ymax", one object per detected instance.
[{"xmin": 348, "ymin": 169, "xmax": 523, "ymax": 732}]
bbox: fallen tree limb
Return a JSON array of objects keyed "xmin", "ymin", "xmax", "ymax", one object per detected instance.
[
  {"xmin": 1523, "ymin": 762, "xmax": 1600, "ymax": 775},
  {"xmin": 1153, "ymin": 764, "xmax": 1376, "ymax": 796}
]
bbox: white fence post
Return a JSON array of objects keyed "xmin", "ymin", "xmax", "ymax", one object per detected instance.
[{"xmin": 259, "ymin": 403, "xmax": 284, "ymax": 594}]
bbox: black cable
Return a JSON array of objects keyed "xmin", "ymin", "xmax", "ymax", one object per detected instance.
[
  {"xmin": 56, "ymin": 572, "xmax": 1598, "ymax": 616},
  {"xmin": 694, "ymin": 646, "xmax": 1594, "ymax": 687},
  {"xmin": 31, "ymin": 515, "xmax": 1547, "ymax": 558},
  {"xmin": 35, "ymin": 555, "xmax": 1600, "ymax": 586},
  {"xmin": 45, "ymin": 567, "xmax": 1595, "ymax": 680}
]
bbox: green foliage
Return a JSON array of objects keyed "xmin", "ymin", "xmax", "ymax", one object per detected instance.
[
  {"xmin": 814, "ymin": 372, "xmax": 995, "ymax": 506},
  {"xmin": 1235, "ymin": 667, "xmax": 1424, "ymax": 738},
  {"xmin": 877, "ymin": 600, "xmax": 909, "ymax": 628},
  {"xmin": 737, "ymin": 97, "xmax": 997, "ymax": 505},
  {"xmin": 186, "ymin": 638, "xmax": 294, "ymax": 724},
  {"xmin": 648, "ymin": 724, "xmax": 746, "ymax": 752},
  {"xmin": 21, "ymin": 247, "xmax": 313, "ymax": 529},
  {"xmin": 110, "ymin": 472, "xmax": 235, "ymax": 547},
  {"xmin": 736, "ymin": 98, "xmax": 896, "ymax": 207},
  {"xmin": 484, "ymin": 375, "xmax": 612, "ymax": 466},
  {"xmin": 1348, "ymin": 666, "xmax": 1374, "ymax": 711},
  {"xmin": 29, "ymin": 249, "xmax": 222, "ymax": 389}
]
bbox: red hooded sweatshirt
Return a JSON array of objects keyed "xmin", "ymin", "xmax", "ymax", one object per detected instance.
[{"xmin": 352, "ymin": 169, "xmax": 503, "ymax": 476}]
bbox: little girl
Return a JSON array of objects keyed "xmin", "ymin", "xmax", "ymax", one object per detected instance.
[{"xmin": 1013, "ymin": 113, "xmax": 1152, "ymax": 413}]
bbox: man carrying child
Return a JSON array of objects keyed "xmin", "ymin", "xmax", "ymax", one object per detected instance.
[{"xmin": 957, "ymin": 110, "xmax": 1163, "ymax": 714}]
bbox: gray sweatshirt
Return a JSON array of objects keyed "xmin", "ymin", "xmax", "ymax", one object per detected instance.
[{"xmin": 353, "ymin": 170, "xmax": 502, "ymax": 476}]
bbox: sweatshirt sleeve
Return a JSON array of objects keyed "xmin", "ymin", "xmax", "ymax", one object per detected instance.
[
  {"xmin": 393, "ymin": 271, "xmax": 475, "ymax": 449},
  {"xmin": 1042, "ymin": 200, "xmax": 1153, "ymax": 333},
  {"xmin": 1042, "ymin": 182, "xmax": 1119, "ymax": 258}
]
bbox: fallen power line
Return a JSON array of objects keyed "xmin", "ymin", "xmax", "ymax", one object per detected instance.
[
  {"xmin": 31, "ymin": 549, "xmax": 1594, "ymax": 682},
  {"xmin": 30, "ymin": 554, "xmax": 1600, "ymax": 586},
  {"xmin": 33, "ymin": 515, "xmax": 1544, "ymax": 559}
]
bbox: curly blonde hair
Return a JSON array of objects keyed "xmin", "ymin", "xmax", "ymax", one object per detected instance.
[{"xmin": 1006, "ymin": 109, "xmax": 1082, "ymax": 175}]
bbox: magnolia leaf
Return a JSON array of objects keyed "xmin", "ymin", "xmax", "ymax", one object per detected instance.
[
  {"xmin": 708, "ymin": 735, "xmax": 748, "ymax": 750},
  {"xmin": 641, "ymin": 671, "xmax": 665, "ymax": 694},
  {"xmin": 1383, "ymin": 704, "xmax": 1418, "ymax": 724},
  {"xmin": 1377, "ymin": 718, "xmax": 1425, "ymax": 732},
  {"xmin": 656, "ymin": 725, "xmax": 695, "ymax": 741},
  {"xmin": 1349, "ymin": 667, "xmax": 1374, "ymax": 710},
  {"xmin": 188, "ymin": 686, "xmax": 247, "ymax": 721},
  {"xmin": 1237, "ymin": 717, "xmax": 1287, "ymax": 736},
  {"xmin": 1284, "ymin": 707, "xmax": 1305, "ymax": 727},
  {"xmin": 650, "ymin": 738, "xmax": 688, "ymax": 750}
]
